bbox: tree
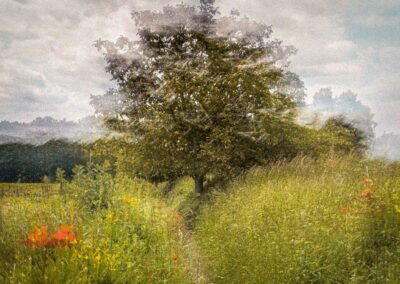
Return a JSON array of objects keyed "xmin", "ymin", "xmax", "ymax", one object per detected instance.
[
  {"xmin": 92, "ymin": 0, "xmax": 304, "ymax": 194},
  {"xmin": 0, "ymin": 140, "xmax": 86, "ymax": 183},
  {"xmin": 311, "ymin": 88, "xmax": 376, "ymax": 142},
  {"xmin": 321, "ymin": 116, "xmax": 369, "ymax": 155}
]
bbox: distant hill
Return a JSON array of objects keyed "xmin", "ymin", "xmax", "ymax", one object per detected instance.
[{"xmin": 0, "ymin": 116, "xmax": 105, "ymax": 145}]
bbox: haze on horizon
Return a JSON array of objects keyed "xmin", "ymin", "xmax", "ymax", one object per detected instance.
[{"xmin": 0, "ymin": 0, "xmax": 399, "ymax": 135}]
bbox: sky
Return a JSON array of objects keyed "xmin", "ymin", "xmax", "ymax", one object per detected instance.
[{"xmin": 0, "ymin": 0, "xmax": 399, "ymax": 135}]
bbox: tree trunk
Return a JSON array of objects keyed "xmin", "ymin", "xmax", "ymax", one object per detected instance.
[{"xmin": 194, "ymin": 175, "xmax": 205, "ymax": 196}]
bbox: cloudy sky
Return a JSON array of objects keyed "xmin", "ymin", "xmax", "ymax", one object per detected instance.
[{"xmin": 0, "ymin": 0, "xmax": 399, "ymax": 135}]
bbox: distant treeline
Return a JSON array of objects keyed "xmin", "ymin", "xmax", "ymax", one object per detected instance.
[{"xmin": 0, "ymin": 140, "xmax": 86, "ymax": 182}]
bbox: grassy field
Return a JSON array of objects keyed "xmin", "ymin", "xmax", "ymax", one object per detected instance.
[
  {"xmin": 1, "ymin": 156, "xmax": 400, "ymax": 283},
  {"xmin": 0, "ymin": 183, "xmax": 59, "ymax": 197},
  {"xmin": 0, "ymin": 177, "xmax": 190, "ymax": 283},
  {"xmin": 195, "ymin": 156, "xmax": 400, "ymax": 283}
]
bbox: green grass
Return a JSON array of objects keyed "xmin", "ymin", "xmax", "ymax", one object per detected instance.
[
  {"xmin": 2, "ymin": 156, "xmax": 400, "ymax": 283},
  {"xmin": 0, "ymin": 183, "xmax": 59, "ymax": 197},
  {"xmin": 0, "ymin": 177, "xmax": 189, "ymax": 283},
  {"xmin": 195, "ymin": 156, "xmax": 400, "ymax": 283}
]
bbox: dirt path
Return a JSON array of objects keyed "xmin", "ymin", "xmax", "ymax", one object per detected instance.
[{"xmin": 183, "ymin": 229, "xmax": 209, "ymax": 284}]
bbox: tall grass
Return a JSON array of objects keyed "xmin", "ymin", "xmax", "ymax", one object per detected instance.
[
  {"xmin": 0, "ymin": 183, "xmax": 59, "ymax": 197},
  {"xmin": 2, "ymin": 156, "xmax": 400, "ymax": 283},
  {"xmin": 0, "ymin": 170, "xmax": 189, "ymax": 283},
  {"xmin": 195, "ymin": 156, "xmax": 400, "ymax": 283}
]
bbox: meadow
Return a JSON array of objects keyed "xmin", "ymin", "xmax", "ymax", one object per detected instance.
[
  {"xmin": 1, "ymin": 156, "xmax": 400, "ymax": 283},
  {"xmin": 0, "ymin": 183, "xmax": 59, "ymax": 198}
]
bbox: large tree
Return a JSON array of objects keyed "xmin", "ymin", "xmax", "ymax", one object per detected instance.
[{"xmin": 92, "ymin": 0, "xmax": 304, "ymax": 194}]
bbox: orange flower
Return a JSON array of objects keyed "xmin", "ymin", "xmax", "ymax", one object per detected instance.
[
  {"xmin": 23, "ymin": 224, "xmax": 77, "ymax": 248},
  {"xmin": 171, "ymin": 253, "xmax": 179, "ymax": 262},
  {"xmin": 25, "ymin": 226, "xmax": 50, "ymax": 247},
  {"xmin": 340, "ymin": 207, "xmax": 349, "ymax": 213},
  {"xmin": 361, "ymin": 188, "xmax": 372, "ymax": 198},
  {"xmin": 363, "ymin": 178, "xmax": 374, "ymax": 186},
  {"xmin": 154, "ymin": 202, "xmax": 161, "ymax": 209},
  {"xmin": 51, "ymin": 224, "xmax": 76, "ymax": 247}
]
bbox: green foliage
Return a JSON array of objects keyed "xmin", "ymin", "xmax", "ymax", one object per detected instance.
[
  {"xmin": 55, "ymin": 168, "xmax": 66, "ymax": 195},
  {"xmin": 66, "ymin": 163, "xmax": 115, "ymax": 211},
  {"xmin": 321, "ymin": 116, "xmax": 368, "ymax": 155},
  {"xmin": 195, "ymin": 157, "xmax": 400, "ymax": 283}
]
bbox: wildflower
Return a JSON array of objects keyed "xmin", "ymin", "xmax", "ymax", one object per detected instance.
[
  {"xmin": 363, "ymin": 178, "xmax": 374, "ymax": 186},
  {"xmin": 340, "ymin": 207, "xmax": 349, "ymax": 213},
  {"xmin": 50, "ymin": 224, "xmax": 77, "ymax": 247},
  {"xmin": 361, "ymin": 188, "xmax": 372, "ymax": 198},
  {"xmin": 25, "ymin": 226, "xmax": 50, "ymax": 247},
  {"xmin": 171, "ymin": 253, "xmax": 179, "ymax": 262},
  {"xmin": 154, "ymin": 202, "xmax": 161, "ymax": 209}
]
